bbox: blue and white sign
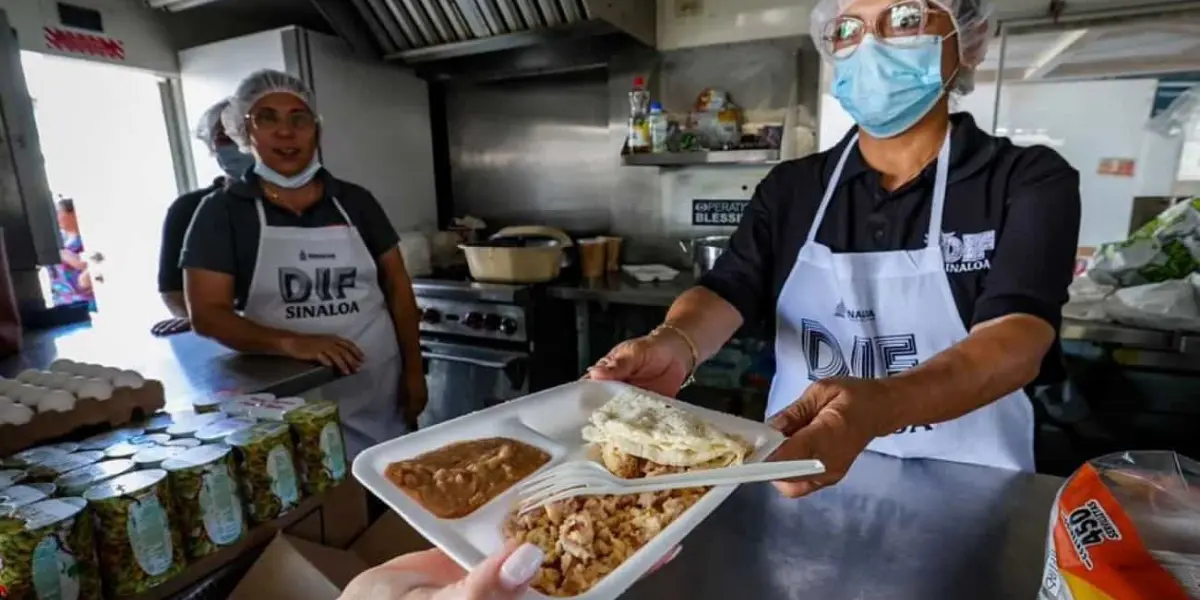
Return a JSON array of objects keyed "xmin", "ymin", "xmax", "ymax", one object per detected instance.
[{"xmin": 692, "ymin": 199, "xmax": 749, "ymax": 226}]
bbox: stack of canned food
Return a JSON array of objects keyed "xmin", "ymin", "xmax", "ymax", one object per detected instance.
[{"xmin": 0, "ymin": 394, "xmax": 348, "ymax": 599}]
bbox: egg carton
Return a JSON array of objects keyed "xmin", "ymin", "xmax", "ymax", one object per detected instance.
[{"xmin": 0, "ymin": 359, "xmax": 165, "ymax": 457}]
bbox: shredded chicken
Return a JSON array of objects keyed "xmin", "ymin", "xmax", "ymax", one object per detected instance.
[{"xmin": 503, "ymin": 447, "xmax": 710, "ymax": 597}]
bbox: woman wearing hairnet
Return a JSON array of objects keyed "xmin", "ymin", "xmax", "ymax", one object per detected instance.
[
  {"xmin": 591, "ymin": 0, "xmax": 1081, "ymax": 493},
  {"xmin": 180, "ymin": 70, "xmax": 427, "ymax": 456},
  {"xmin": 153, "ymin": 99, "xmax": 254, "ymax": 337}
]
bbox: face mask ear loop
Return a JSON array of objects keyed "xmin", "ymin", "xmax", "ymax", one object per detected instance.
[{"xmin": 938, "ymin": 29, "xmax": 962, "ymax": 97}]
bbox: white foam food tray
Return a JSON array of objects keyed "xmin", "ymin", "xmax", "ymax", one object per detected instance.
[{"xmin": 353, "ymin": 379, "xmax": 785, "ymax": 600}]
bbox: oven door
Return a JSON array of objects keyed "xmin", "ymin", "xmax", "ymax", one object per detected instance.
[{"xmin": 418, "ymin": 340, "xmax": 530, "ymax": 429}]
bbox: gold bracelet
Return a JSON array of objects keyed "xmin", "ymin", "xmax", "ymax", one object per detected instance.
[{"xmin": 654, "ymin": 323, "xmax": 700, "ymax": 375}]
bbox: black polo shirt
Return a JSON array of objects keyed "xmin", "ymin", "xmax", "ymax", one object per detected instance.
[
  {"xmin": 158, "ymin": 178, "xmax": 224, "ymax": 293},
  {"xmin": 179, "ymin": 170, "xmax": 400, "ymax": 309},
  {"xmin": 699, "ymin": 113, "xmax": 1081, "ymax": 383}
]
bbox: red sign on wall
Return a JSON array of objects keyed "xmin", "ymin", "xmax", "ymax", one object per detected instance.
[
  {"xmin": 43, "ymin": 27, "xmax": 125, "ymax": 61},
  {"xmin": 1097, "ymin": 158, "xmax": 1136, "ymax": 178}
]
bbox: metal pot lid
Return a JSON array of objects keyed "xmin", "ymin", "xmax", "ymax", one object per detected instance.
[
  {"xmin": 491, "ymin": 225, "xmax": 574, "ymax": 246},
  {"xmin": 691, "ymin": 235, "xmax": 731, "ymax": 247}
]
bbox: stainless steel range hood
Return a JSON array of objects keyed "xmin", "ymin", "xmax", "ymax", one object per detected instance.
[{"xmin": 349, "ymin": 0, "xmax": 654, "ymax": 62}]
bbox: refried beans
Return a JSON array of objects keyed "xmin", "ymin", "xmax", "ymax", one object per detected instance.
[{"xmin": 386, "ymin": 437, "xmax": 550, "ymax": 519}]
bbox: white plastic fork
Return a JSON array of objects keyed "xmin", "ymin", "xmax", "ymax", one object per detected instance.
[{"xmin": 515, "ymin": 458, "xmax": 826, "ymax": 514}]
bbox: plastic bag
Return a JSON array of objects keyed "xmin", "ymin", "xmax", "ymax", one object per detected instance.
[
  {"xmin": 1040, "ymin": 451, "xmax": 1200, "ymax": 600},
  {"xmin": 1102, "ymin": 274, "xmax": 1200, "ymax": 333},
  {"xmin": 1089, "ymin": 198, "xmax": 1200, "ymax": 288},
  {"xmin": 1147, "ymin": 84, "xmax": 1200, "ymax": 138},
  {"xmin": 1063, "ymin": 275, "xmax": 1115, "ymax": 322}
]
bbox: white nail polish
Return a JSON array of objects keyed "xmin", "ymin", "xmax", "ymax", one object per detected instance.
[{"xmin": 499, "ymin": 544, "xmax": 544, "ymax": 590}]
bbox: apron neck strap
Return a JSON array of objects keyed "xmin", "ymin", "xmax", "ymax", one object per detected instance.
[
  {"xmin": 925, "ymin": 130, "xmax": 952, "ymax": 249},
  {"xmin": 254, "ymin": 197, "xmax": 268, "ymax": 228},
  {"xmin": 808, "ymin": 130, "xmax": 953, "ymax": 250},
  {"xmin": 807, "ymin": 133, "xmax": 860, "ymax": 245},
  {"xmin": 329, "ymin": 196, "xmax": 351, "ymax": 225}
]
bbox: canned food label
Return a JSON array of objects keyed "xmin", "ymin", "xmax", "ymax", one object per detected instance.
[
  {"xmin": 265, "ymin": 445, "xmax": 298, "ymax": 507},
  {"xmin": 199, "ymin": 466, "xmax": 243, "ymax": 545},
  {"xmin": 126, "ymin": 495, "xmax": 174, "ymax": 576},
  {"xmin": 319, "ymin": 423, "xmax": 346, "ymax": 481},
  {"xmin": 32, "ymin": 533, "xmax": 81, "ymax": 600}
]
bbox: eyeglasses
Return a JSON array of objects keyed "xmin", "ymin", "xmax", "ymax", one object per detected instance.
[
  {"xmin": 821, "ymin": 0, "xmax": 953, "ymax": 59},
  {"xmin": 246, "ymin": 108, "xmax": 317, "ymax": 133}
]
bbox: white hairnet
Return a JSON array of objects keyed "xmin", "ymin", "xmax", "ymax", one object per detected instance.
[
  {"xmin": 220, "ymin": 69, "xmax": 318, "ymax": 150},
  {"xmin": 194, "ymin": 99, "xmax": 230, "ymax": 153},
  {"xmin": 810, "ymin": 0, "xmax": 994, "ymax": 95}
]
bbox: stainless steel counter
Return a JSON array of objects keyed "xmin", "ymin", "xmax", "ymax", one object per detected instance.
[
  {"xmin": 548, "ymin": 272, "xmax": 697, "ymax": 307},
  {"xmin": 627, "ymin": 452, "xmax": 1062, "ymax": 600},
  {"xmin": 0, "ymin": 322, "xmax": 336, "ymax": 412},
  {"xmin": 1061, "ymin": 318, "xmax": 1199, "ymax": 355}
]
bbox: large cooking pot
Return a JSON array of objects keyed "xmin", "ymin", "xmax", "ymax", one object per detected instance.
[
  {"xmin": 461, "ymin": 226, "xmax": 574, "ymax": 284},
  {"xmin": 680, "ymin": 235, "xmax": 730, "ymax": 276}
]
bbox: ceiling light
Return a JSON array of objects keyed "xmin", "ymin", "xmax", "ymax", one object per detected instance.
[{"xmin": 145, "ymin": 0, "xmax": 223, "ymax": 12}]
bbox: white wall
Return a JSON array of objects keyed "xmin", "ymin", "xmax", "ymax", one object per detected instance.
[
  {"xmin": 998, "ymin": 80, "xmax": 1157, "ymax": 246},
  {"xmin": 178, "ymin": 30, "xmax": 288, "ymax": 185},
  {"xmin": 0, "ymin": 0, "xmax": 176, "ymax": 73},
  {"xmin": 304, "ymin": 31, "xmax": 437, "ymax": 233}
]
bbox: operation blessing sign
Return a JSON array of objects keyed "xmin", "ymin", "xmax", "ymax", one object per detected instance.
[{"xmin": 692, "ymin": 199, "xmax": 749, "ymax": 226}]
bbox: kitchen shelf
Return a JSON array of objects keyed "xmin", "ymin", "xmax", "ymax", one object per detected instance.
[{"xmin": 621, "ymin": 149, "xmax": 780, "ymax": 167}]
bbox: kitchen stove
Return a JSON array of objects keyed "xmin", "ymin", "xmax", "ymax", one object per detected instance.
[
  {"xmin": 410, "ymin": 275, "xmax": 575, "ymax": 428},
  {"xmin": 418, "ymin": 296, "xmax": 526, "ymax": 341}
]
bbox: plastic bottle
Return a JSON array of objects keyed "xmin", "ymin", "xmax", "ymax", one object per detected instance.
[
  {"xmin": 628, "ymin": 76, "xmax": 650, "ymax": 153},
  {"xmin": 649, "ymin": 102, "xmax": 669, "ymax": 154}
]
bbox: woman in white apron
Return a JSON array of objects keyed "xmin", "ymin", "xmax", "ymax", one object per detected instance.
[
  {"xmin": 181, "ymin": 70, "xmax": 426, "ymax": 457},
  {"xmin": 590, "ymin": 0, "xmax": 1081, "ymax": 495}
]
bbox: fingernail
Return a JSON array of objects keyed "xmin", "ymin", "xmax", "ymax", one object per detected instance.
[
  {"xmin": 663, "ymin": 546, "xmax": 682, "ymax": 564},
  {"xmin": 499, "ymin": 544, "xmax": 544, "ymax": 590},
  {"xmin": 595, "ymin": 357, "xmax": 613, "ymax": 368}
]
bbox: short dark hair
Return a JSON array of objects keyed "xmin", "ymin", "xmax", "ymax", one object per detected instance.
[{"xmin": 57, "ymin": 198, "xmax": 74, "ymax": 213}]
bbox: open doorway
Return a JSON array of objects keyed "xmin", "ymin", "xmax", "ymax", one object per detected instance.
[{"xmin": 20, "ymin": 51, "xmax": 179, "ymax": 326}]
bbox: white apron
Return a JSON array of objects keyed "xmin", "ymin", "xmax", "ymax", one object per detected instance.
[
  {"xmin": 243, "ymin": 197, "xmax": 409, "ymax": 458},
  {"xmin": 766, "ymin": 132, "xmax": 1035, "ymax": 472}
]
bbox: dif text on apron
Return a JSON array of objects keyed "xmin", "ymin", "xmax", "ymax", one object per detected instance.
[
  {"xmin": 243, "ymin": 197, "xmax": 409, "ymax": 458},
  {"xmin": 766, "ymin": 132, "xmax": 1034, "ymax": 472}
]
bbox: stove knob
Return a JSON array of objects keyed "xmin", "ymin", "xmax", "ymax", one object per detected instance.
[
  {"xmin": 421, "ymin": 308, "xmax": 442, "ymax": 324},
  {"xmin": 463, "ymin": 312, "xmax": 483, "ymax": 329},
  {"xmin": 499, "ymin": 318, "xmax": 518, "ymax": 336},
  {"xmin": 483, "ymin": 314, "xmax": 501, "ymax": 331}
]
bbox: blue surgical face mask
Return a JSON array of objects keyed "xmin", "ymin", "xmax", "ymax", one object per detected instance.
[
  {"xmin": 215, "ymin": 145, "xmax": 254, "ymax": 178},
  {"xmin": 253, "ymin": 154, "xmax": 322, "ymax": 189},
  {"xmin": 833, "ymin": 34, "xmax": 955, "ymax": 139}
]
